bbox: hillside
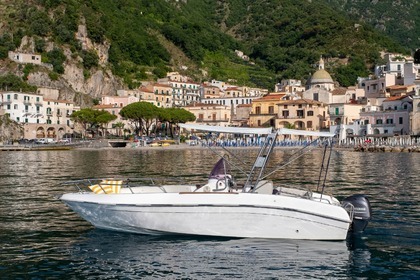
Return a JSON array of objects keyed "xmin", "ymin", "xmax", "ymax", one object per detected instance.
[
  {"xmin": 0, "ymin": 0, "xmax": 412, "ymax": 105},
  {"xmin": 325, "ymin": 0, "xmax": 420, "ymax": 50}
]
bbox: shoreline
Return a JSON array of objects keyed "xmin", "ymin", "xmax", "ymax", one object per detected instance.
[{"xmin": 75, "ymin": 143, "xmax": 420, "ymax": 153}]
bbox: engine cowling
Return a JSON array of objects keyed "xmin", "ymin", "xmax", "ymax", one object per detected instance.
[{"xmin": 342, "ymin": 194, "xmax": 372, "ymax": 232}]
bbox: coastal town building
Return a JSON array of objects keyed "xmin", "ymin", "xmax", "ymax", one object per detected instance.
[
  {"xmin": 305, "ymin": 57, "xmax": 335, "ymax": 92},
  {"xmin": 153, "ymin": 83, "xmax": 173, "ymax": 108},
  {"xmin": 275, "ymin": 79, "xmax": 305, "ymax": 93},
  {"xmin": 411, "ymin": 92, "xmax": 420, "ymax": 135},
  {"xmin": 275, "ymin": 99, "xmax": 328, "ymax": 131},
  {"xmin": 202, "ymin": 85, "xmax": 222, "ymax": 99},
  {"xmin": 249, "ymin": 93, "xmax": 329, "ymax": 131},
  {"xmin": 249, "ymin": 93, "xmax": 286, "ymax": 128},
  {"xmin": 329, "ymin": 103, "xmax": 364, "ymax": 126},
  {"xmin": 359, "ymin": 95, "xmax": 413, "ymax": 136},
  {"xmin": 231, "ymin": 104, "xmax": 252, "ymax": 127},
  {"xmin": 1, "ymin": 91, "xmax": 44, "ymax": 124},
  {"xmin": 169, "ymin": 80, "xmax": 201, "ymax": 107},
  {"xmin": 0, "ymin": 91, "xmax": 77, "ymax": 140},
  {"xmin": 8, "ymin": 51, "xmax": 41, "ymax": 65},
  {"xmin": 184, "ymin": 103, "xmax": 231, "ymax": 127},
  {"xmin": 138, "ymin": 85, "xmax": 157, "ymax": 104}
]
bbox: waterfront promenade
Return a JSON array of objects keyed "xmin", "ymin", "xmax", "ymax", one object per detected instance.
[{"xmin": 2, "ymin": 136, "xmax": 419, "ymax": 152}]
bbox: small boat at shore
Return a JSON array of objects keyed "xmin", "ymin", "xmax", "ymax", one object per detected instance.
[{"xmin": 59, "ymin": 124, "xmax": 371, "ymax": 240}]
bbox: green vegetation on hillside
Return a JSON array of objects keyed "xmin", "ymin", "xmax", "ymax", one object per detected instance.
[
  {"xmin": 0, "ymin": 0, "xmax": 413, "ymax": 92},
  {"xmin": 325, "ymin": 0, "xmax": 420, "ymax": 51}
]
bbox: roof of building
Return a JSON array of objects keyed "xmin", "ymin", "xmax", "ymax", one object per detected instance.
[
  {"xmin": 184, "ymin": 103, "xmax": 228, "ymax": 108},
  {"xmin": 139, "ymin": 85, "xmax": 154, "ymax": 93},
  {"xmin": 384, "ymin": 95, "xmax": 411, "ymax": 102},
  {"xmin": 331, "ymin": 88, "xmax": 347, "ymax": 95},
  {"xmin": 93, "ymin": 104, "xmax": 119, "ymax": 109},
  {"xmin": 277, "ymin": 98, "xmax": 324, "ymax": 106},
  {"xmin": 237, "ymin": 104, "xmax": 252, "ymax": 108},
  {"xmin": 309, "ymin": 69, "xmax": 334, "ymax": 84},
  {"xmin": 253, "ymin": 93, "xmax": 286, "ymax": 101}
]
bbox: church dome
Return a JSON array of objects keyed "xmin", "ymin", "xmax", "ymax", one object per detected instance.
[{"xmin": 310, "ymin": 69, "xmax": 333, "ymax": 84}]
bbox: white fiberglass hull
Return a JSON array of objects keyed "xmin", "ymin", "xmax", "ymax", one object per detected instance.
[{"xmin": 60, "ymin": 192, "xmax": 351, "ymax": 240}]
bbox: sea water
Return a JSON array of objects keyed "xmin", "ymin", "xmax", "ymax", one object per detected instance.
[{"xmin": 0, "ymin": 148, "xmax": 418, "ymax": 279}]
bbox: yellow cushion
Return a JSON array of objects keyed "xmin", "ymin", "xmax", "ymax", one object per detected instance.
[{"xmin": 89, "ymin": 180, "xmax": 122, "ymax": 194}]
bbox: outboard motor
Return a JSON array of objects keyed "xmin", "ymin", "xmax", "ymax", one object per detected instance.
[{"xmin": 342, "ymin": 194, "xmax": 372, "ymax": 232}]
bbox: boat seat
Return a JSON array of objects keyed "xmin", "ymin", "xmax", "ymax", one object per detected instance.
[
  {"xmin": 255, "ymin": 180, "xmax": 273, "ymax": 195},
  {"xmin": 89, "ymin": 180, "xmax": 122, "ymax": 194}
]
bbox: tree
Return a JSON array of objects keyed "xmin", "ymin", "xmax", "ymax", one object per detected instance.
[
  {"xmin": 113, "ymin": 121, "xmax": 125, "ymax": 137},
  {"xmin": 165, "ymin": 108, "xmax": 196, "ymax": 137},
  {"xmin": 70, "ymin": 108, "xmax": 96, "ymax": 138},
  {"xmin": 70, "ymin": 108, "xmax": 116, "ymax": 138},
  {"xmin": 120, "ymin": 102, "xmax": 160, "ymax": 136},
  {"xmin": 96, "ymin": 111, "xmax": 117, "ymax": 137}
]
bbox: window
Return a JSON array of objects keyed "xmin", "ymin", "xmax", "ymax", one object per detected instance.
[
  {"xmin": 386, "ymin": 119, "xmax": 393, "ymax": 124},
  {"xmin": 14, "ymin": 94, "xmax": 18, "ymax": 100},
  {"xmin": 307, "ymin": 121, "xmax": 313, "ymax": 128},
  {"xmin": 307, "ymin": 111, "xmax": 313, "ymax": 116},
  {"xmin": 268, "ymin": 106, "xmax": 274, "ymax": 114},
  {"xmin": 376, "ymin": 119, "xmax": 383, "ymax": 124},
  {"xmin": 399, "ymin": 117, "xmax": 403, "ymax": 124},
  {"xmin": 282, "ymin": 111, "xmax": 289, "ymax": 118},
  {"xmin": 297, "ymin": 110, "xmax": 304, "ymax": 117},
  {"xmin": 14, "ymin": 104, "xmax": 18, "ymax": 110},
  {"xmin": 257, "ymin": 120, "xmax": 261, "ymax": 126},
  {"xmin": 364, "ymin": 120, "xmax": 369, "ymax": 125},
  {"xmin": 284, "ymin": 105, "xmax": 288, "ymax": 109},
  {"xmin": 255, "ymin": 106, "xmax": 261, "ymax": 114},
  {"xmin": 313, "ymin": 93, "xmax": 319, "ymax": 101},
  {"xmin": 7, "ymin": 104, "xmax": 10, "ymax": 110}
]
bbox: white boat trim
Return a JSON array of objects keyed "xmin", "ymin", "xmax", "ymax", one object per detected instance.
[{"xmin": 179, "ymin": 123, "xmax": 272, "ymax": 135}]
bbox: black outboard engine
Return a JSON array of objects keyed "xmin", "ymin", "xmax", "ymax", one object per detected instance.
[{"xmin": 342, "ymin": 194, "xmax": 372, "ymax": 232}]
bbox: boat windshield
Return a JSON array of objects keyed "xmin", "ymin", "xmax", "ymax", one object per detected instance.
[{"xmin": 209, "ymin": 158, "xmax": 230, "ymax": 179}]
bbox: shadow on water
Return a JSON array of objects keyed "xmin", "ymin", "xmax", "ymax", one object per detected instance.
[{"xmin": 53, "ymin": 229, "xmax": 352, "ymax": 279}]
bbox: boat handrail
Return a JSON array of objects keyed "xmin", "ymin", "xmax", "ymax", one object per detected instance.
[{"xmin": 61, "ymin": 177, "xmax": 192, "ymax": 193}]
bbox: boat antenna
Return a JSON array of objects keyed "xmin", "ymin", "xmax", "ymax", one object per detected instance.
[{"xmin": 317, "ymin": 138, "xmax": 334, "ymax": 201}]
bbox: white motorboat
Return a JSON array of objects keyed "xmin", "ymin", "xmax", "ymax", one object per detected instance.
[{"xmin": 59, "ymin": 124, "xmax": 371, "ymax": 240}]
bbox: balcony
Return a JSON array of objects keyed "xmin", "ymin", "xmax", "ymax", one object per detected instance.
[
  {"xmin": 249, "ymin": 113, "xmax": 277, "ymax": 116},
  {"xmin": 372, "ymin": 123, "xmax": 395, "ymax": 128},
  {"xmin": 23, "ymin": 100, "xmax": 32, "ymax": 106},
  {"xmin": 277, "ymin": 115, "xmax": 305, "ymax": 119},
  {"xmin": 329, "ymin": 111, "xmax": 344, "ymax": 116},
  {"xmin": 2, "ymin": 99, "xmax": 12, "ymax": 105},
  {"xmin": 34, "ymin": 101, "xmax": 43, "ymax": 106}
]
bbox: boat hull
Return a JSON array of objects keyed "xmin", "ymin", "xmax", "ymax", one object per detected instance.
[{"xmin": 60, "ymin": 192, "xmax": 351, "ymax": 240}]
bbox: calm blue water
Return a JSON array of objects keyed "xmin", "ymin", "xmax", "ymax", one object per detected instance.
[{"xmin": 0, "ymin": 148, "xmax": 419, "ymax": 279}]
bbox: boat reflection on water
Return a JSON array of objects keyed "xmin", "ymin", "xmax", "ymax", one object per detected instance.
[{"xmin": 64, "ymin": 230, "xmax": 370, "ymax": 279}]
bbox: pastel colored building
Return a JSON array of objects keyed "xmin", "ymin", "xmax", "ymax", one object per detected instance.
[{"xmin": 184, "ymin": 103, "xmax": 231, "ymax": 126}]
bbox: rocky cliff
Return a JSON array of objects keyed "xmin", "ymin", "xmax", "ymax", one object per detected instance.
[
  {"xmin": 0, "ymin": 115, "xmax": 23, "ymax": 142},
  {"xmin": 5, "ymin": 24, "xmax": 124, "ymax": 107}
]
